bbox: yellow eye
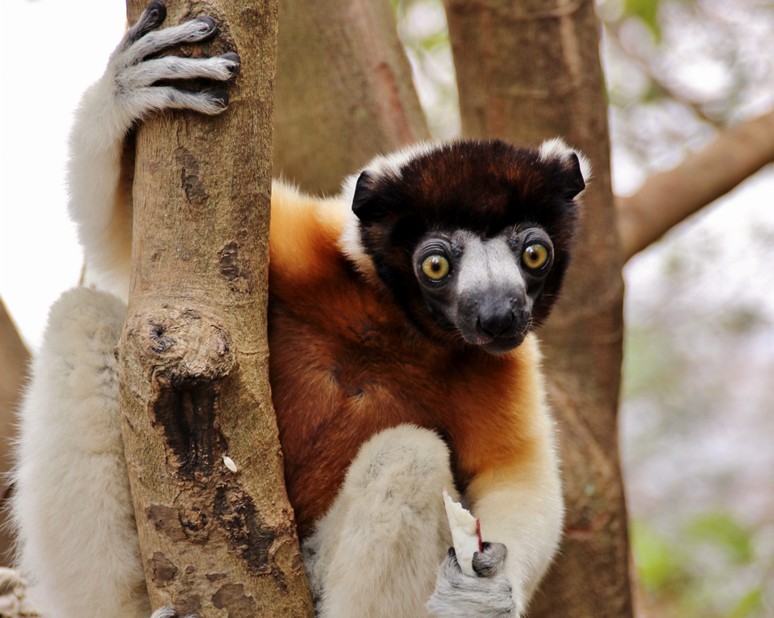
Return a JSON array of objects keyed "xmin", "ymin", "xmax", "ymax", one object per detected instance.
[
  {"xmin": 421, "ymin": 255, "xmax": 450, "ymax": 281},
  {"xmin": 522, "ymin": 243, "xmax": 550, "ymax": 271}
]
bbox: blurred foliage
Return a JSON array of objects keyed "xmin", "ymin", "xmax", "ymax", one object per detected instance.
[
  {"xmin": 623, "ymin": 0, "xmax": 664, "ymax": 39},
  {"xmin": 632, "ymin": 513, "xmax": 770, "ymax": 617},
  {"xmin": 392, "ymin": 0, "xmax": 460, "ymax": 138},
  {"xmin": 599, "ymin": 0, "xmax": 774, "ymax": 187}
]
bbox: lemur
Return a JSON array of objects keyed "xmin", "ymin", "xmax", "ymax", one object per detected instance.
[{"xmin": 11, "ymin": 4, "xmax": 589, "ymax": 617}]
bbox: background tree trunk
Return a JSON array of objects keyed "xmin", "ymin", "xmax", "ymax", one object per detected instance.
[
  {"xmin": 0, "ymin": 298, "xmax": 30, "ymax": 566},
  {"xmin": 120, "ymin": 1, "xmax": 312, "ymax": 615},
  {"xmin": 444, "ymin": 0, "xmax": 632, "ymax": 615},
  {"xmin": 273, "ymin": 0, "xmax": 430, "ymax": 194}
]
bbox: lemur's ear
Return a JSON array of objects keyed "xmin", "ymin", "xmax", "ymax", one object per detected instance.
[
  {"xmin": 563, "ymin": 153, "xmax": 586, "ymax": 200},
  {"xmin": 351, "ymin": 171, "xmax": 386, "ymax": 222},
  {"xmin": 538, "ymin": 138, "xmax": 591, "ymax": 200}
]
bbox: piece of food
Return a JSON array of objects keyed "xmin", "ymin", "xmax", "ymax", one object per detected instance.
[{"xmin": 443, "ymin": 490, "xmax": 483, "ymax": 577}]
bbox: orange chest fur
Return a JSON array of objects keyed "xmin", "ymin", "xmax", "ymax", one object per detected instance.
[
  {"xmin": 265, "ymin": 185, "xmax": 540, "ymax": 538},
  {"xmin": 267, "ymin": 271, "xmax": 533, "ymax": 537}
]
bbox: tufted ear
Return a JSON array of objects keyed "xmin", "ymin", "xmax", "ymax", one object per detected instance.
[
  {"xmin": 538, "ymin": 137, "xmax": 591, "ymax": 200},
  {"xmin": 562, "ymin": 152, "xmax": 586, "ymax": 200},
  {"xmin": 351, "ymin": 170, "xmax": 388, "ymax": 222}
]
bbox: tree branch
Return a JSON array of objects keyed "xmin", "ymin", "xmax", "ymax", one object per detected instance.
[{"xmin": 617, "ymin": 110, "xmax": 774, "ymax": 261}]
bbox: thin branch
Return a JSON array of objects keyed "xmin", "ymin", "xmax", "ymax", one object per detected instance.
[{"xmin": 617, "ymin": 110, "xmax": 774, "ymax": 261}]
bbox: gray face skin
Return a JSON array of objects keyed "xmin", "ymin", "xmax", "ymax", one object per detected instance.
[{"xmin": 412, "ymin": 227, "xmax": 554, "ymax": 355}]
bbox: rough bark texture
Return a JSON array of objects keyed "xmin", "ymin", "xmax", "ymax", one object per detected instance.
[
  {"xmin": 444, "ymin": 1, "xmax": 633, "ymax": 616},
  {"xmin": 617, "ymin": 110, "xmax": 774, "ymax": 261},
  {"xmin": 121, "ymin": 1, "xmax": 313, "ymax": 615},
  {"xmin": 0, "ymin": 299, "xmax": 30, "ymax": 567},
  {"xmin": 273, "ymin": 0, "xmax": 430, "ymax": 195}
]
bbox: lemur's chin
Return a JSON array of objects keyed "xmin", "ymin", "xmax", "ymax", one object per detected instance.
[
  {"xmin": 481, "ymin": 333, "xmax": 527, "ymax": 355},
  {"xmin": 457, "ymin": 329, "xmax": 527, "ymax": 355}
]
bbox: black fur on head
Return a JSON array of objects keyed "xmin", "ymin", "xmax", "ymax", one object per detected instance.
[{"xmin": 351, "ymin": 139, "xmax": 586, "ymax": 349}]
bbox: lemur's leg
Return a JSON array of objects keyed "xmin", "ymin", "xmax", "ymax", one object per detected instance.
[
  {"xmin": 303, "ymin": 425, "xmax": 454, "ymax": 618},
  {"xmin": 68, "ymin": 2, "xmax": 239, "ymax": 298},
  {"xmin": 11, "ymin": 288, "xmax": 147, "ymax": 618}
]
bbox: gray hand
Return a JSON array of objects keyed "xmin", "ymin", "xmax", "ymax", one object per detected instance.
[{"xmin": 427, "ymin": 543, "xmax": 516, "ymax": 617}]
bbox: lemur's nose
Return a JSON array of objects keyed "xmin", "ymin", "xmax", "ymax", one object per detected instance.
[{"xmin": 476, "ymin": 304, "xmax": 515, "ymax": 338}]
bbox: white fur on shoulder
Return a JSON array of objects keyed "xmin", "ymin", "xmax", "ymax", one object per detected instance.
[{"xmin": 11, "ymin": 287, "xmax": 148, "ymax": 618}]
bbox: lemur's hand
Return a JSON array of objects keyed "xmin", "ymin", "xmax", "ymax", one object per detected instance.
[
  {"xmin": 427, "ymin": 543, "xmax": 519, "ymax": 617},
  {"xmin": 107, "ymin": 2, "xmax": 240, "ymax": 123}
]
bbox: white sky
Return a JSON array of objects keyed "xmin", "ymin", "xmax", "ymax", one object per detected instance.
[{"xmin": 0, "ymin": 0, "xmax": 126, "ymax": 350}]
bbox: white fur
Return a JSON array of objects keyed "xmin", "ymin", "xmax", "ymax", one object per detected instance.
[
  {"xmin": 337, "ymin": 206, "xmax": 377, "ymax": 281},
  {"xmin": 11, "ymin": 288, "xmax": 150, "ymax": 618},
  {"xmin": 538, "ymin": 137, "xmax": 592, "ymax": 184}
]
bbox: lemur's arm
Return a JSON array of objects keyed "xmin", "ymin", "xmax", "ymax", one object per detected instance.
[
  {"xmin": 429, "ymin": 339, "xmax": 564, "ymax": 617},
  {"xmin": 429, "ymin": 426, "xmax": 563, "ymax": 618},
  {"xmin": 67, "ymin": 2, "xmax": 239, "ymax": 298}
]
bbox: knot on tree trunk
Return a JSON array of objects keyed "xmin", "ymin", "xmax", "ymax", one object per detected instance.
[{"xmin": 122, "ymin": 305, "xmax": 236, "ymax": 482}]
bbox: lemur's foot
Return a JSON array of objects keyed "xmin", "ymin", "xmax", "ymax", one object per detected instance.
[{"xmin": 109, "ymin": 2, "xmax": 240, "ymax": 118}]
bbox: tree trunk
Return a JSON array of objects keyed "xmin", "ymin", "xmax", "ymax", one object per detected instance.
[
  {"xmin": 0, "ymin": 299, "xmax": 30, "ymax": 566},
  {"xmin": 120, "ymin": 1, "xmax": 312, "ymax": 615},
  {"xmin": 273, "ymin": 0, "xmax": 430, "ymax": 194},
  {"xmin": 444, "ymin": 1, "xmax": 633, "ymax": 616}
]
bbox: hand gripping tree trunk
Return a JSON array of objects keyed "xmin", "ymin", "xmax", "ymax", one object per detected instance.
[
  {"xmin": 120, "ymin": 1, "xmax": 313, "ymax": 615},
  {"xmin": 444, "ymin": 0, "xmax": 633, "ymax": 615}
]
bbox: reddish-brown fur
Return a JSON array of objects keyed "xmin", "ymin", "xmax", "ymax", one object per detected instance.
[{"xmin": 268, "ymin": 184, "xmax": 546, "ymax": 538}]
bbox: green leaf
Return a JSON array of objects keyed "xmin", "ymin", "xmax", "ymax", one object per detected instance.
[
  {"xmin": 685, "ymin": 513, "xmax": 755, "ymax": 564},
  {"xmin": 631, "ymin": 523, "xmax": 687, "ymax": 593},
  {"xmin": 729, "ymin": 587, "xmax": 765, "ymax": 618},
  {"xmin": 624, "ymin": 0, "xmax": 662, "ymax": 39}
]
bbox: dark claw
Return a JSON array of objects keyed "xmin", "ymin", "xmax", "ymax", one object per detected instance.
[
  {"xmin": 195, "ymin": 16, "xmax": 218, "ymax": 39},
  {"xmin": 129, "ymin": 2, "xmax": 167, "ymax": 43},
  {"xmin": 221, "ymin": 52, "xmax": 241, "ymax": 76},
  {"xmin": 211, "ymin": 89, "xmax": 229, "ymax": 109},
  {"xmin": 145, "ymin": 2, "xmax": 167, "ymax": 28}
]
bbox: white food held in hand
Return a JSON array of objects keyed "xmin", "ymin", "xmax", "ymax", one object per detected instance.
[{"xmin": 443, "ymin": 490, "xmax": 483, "ymax": 577}]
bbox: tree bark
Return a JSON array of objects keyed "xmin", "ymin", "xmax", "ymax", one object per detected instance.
[
  {"xmin": 617, "ymin": 110, "xmax": 774, "ymax": 261},
  {"xmin": 121, "ymin": 1, "xmax": 312, "ymax": 615},
  {"xmin": 0, "ymin": 299, "xmax": 30, "ymax": 566},
  {"xmin": 444, "ymin": 1, "xmax": 633, "ymax": 616},
  {"xmin": 273, "ymin": 0, "xmax": 430, "ymax": 194}
]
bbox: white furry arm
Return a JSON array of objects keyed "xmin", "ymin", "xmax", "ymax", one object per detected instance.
[
  {"xmin": 67, "ymin": 3, "xmax": 239, "ymax": 298},
  {"xmin": 469, "ymin": 439, "xmax": 564, "ymax": 616},
  {"xmin": 11, "ymin": 288, "xmax": 149, "ymax": 618},
  {"xmin": 66, "ymin": 75, "xmax": 133, "ymax": 298}
]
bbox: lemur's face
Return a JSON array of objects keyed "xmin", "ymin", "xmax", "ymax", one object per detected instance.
[
  {"xmin": 348, "ymin": 138, "xmax": 588, "ymax": 353},
  {"xmin": 412, "ymin": 227, "xmax": 554, "ymax": 355}
]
